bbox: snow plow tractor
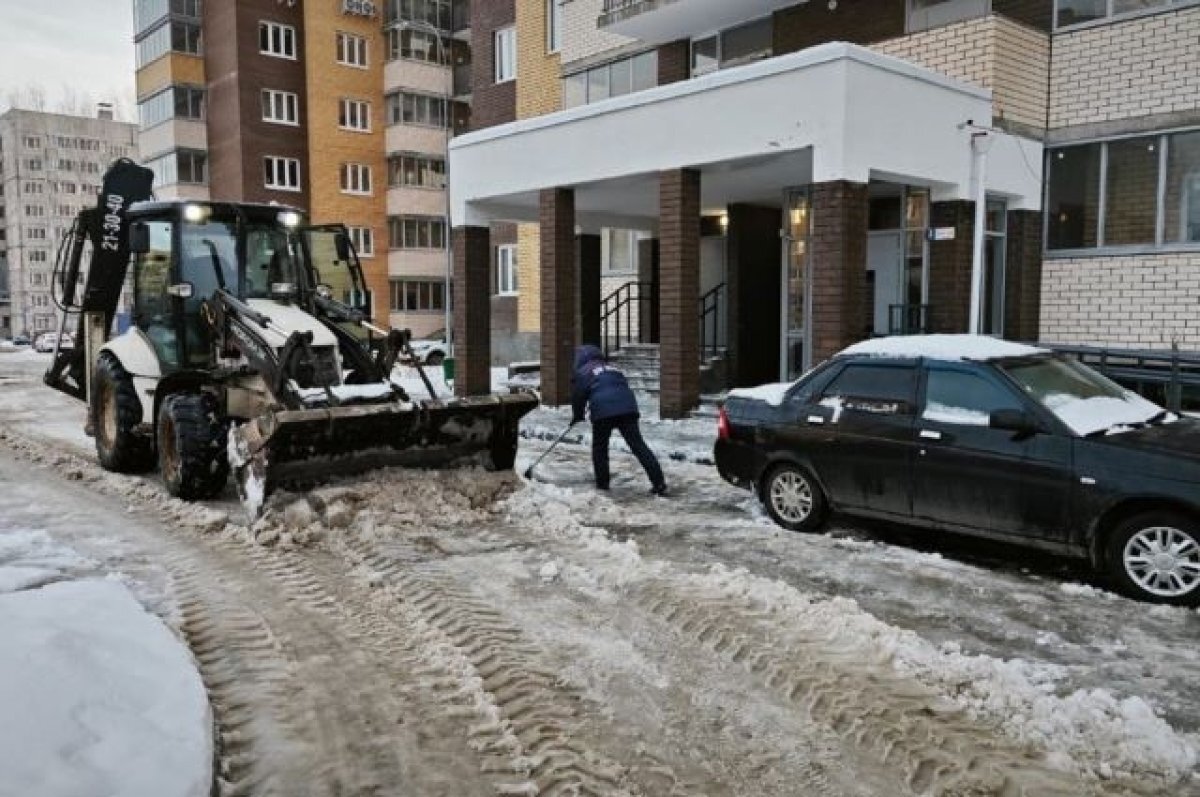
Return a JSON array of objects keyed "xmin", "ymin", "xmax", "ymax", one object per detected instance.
[{"xmin": 44, "ymin": 159, "xmax": 538, "ymax": 514}]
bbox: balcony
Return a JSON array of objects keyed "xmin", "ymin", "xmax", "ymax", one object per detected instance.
[{"xmin": 599, "ymin": 0, "xmax": 796, "ymax": 44}]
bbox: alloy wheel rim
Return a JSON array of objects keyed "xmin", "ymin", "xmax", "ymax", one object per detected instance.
[
  {"xmin": 1123, "ymin": 526, "xmax": 1200, "ymax": 598},
  {"xmin": 770, "ymin": 471, "xmax": 813, "ymax": 523}
]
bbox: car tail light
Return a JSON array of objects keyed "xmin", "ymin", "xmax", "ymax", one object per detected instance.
[{"xmin": 717, "ymin": 406, "xmax": 731, "ymax": 440}]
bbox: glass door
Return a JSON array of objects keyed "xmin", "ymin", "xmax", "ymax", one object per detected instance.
[
  {"xmin": 983, "ymin": 198, "xmax": 1007, "ymax": 336},
  {"xmin": 781, "ymin": 188, "xmax": 813, "ymax": 380}
]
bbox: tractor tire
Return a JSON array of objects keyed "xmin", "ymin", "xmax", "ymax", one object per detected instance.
[
  {"xmin": 92, "ymin": 353, "xmax": 155, "ymax": 473},
  {"xmin": 157, "ymin": 392, "xmax": 229, "ymax": 501}
]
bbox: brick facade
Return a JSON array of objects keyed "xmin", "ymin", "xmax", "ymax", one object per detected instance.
[
  {"xmin": 1050, "ymin": 7, "xmax": 1200, "ymax": 132},
  {"xmin": 659, "ymin": 169, "xmax": 701, "ymax": 418},
  {"xmin": 516, "ymin": 0, "xmax": 564, "ymax": 118},
  {"xmin": 810, "ymin": 181, "xmax": 869, "ymax": 363},
  {"xmin": 452, "ymin": 226, "xmax": 492, "ymax": 396},
  {"xmin": 561, "ymin": 0, "xmax": 637, "ymax": 67},
  {"xmin": 471, "ymin": 0, "xmax": 517, "ymax": 131},
  {"xmin": 726, "ymin": 204, "xmax": 782, "ymax": 388},
  {"xmin": 1040, "ymin": 253, "xmax": 1200, "ymax": 349},
  {"xmin": 1004, "ymin": 210, "xmax": 1042, "ymax": 342},
  {"xmin": 927, "ymin": 201, "xmax": 975, "ymax": 335},
  {"xmin": 540, "ymin": 188, "xmax": 576, "ymax": 406}
]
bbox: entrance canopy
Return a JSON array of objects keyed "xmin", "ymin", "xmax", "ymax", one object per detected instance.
[{"xmin": 449, "ymin": 42, "xmax": 1042, "ymax": 229}]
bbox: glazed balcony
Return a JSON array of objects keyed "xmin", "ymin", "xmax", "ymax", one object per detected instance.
[{"xmin": 598, "ymin": 0, "xmax": 795, "ymax": 44}]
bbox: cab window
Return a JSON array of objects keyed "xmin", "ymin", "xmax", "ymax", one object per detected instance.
[
  {"xmin": 134, "ymin": 220, "xmax": 178, "ymax": 368},
  {"xmin": 821, "ymin": 363, "xmax": 917, "ymax": 416},
  {"xmin": 922, "ymin": 367, "xmax": 1024, "ymax": 426}
]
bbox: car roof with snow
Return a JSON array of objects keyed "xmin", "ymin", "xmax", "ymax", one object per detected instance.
[{"xmin": 836, "ymin": 334, "xmax": 1047, "ymax": 363}]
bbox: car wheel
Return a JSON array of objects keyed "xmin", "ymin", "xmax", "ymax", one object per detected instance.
[
  {"xmin": 426, "ymin": 351, "xmax": 445, "ymax": 367},
  {"xmin": 761, "ymin": 463, "xmax": 827, "ymax": 533},
  {"xmin": 157, "ymin": 393, "xmax": 230, "ymax": 501},
  {"xmin": 1105, "ymin": 511, "xmax": 1200, "ymax": 606},
  {"xmin": 92, "ymin": 354, "xmax": 155, "ymax": 473}
]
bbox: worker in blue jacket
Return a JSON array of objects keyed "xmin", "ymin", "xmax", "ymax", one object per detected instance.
[{"xmin": 571, "ymin": 344, "xmax": 667, "ymax": 496}]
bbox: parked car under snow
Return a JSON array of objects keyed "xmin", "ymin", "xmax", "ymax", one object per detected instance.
[{"xmin": 715, "ymin": 334, "xmax": 1200, "ymax": 606}]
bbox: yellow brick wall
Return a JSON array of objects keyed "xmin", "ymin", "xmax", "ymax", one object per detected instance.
[
  {"xmin": 872, "ymin": 15, "xmax": 1049, "ymax": 132},
  {"xmin": 514, "ymin": 0, "xmax": 563, "ymax": 333},
  {"xmin": 303, "ymin": 6, "xmax": 389, "ymax": 318}
]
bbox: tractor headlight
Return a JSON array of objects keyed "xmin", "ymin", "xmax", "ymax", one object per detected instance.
[
  {"xmin": 277, "ymin": 211, "xmax": 302, "ymax": 228},
  {"xmin": 183, "ymin": 204, "xmax": 210, "ymax": 223}
]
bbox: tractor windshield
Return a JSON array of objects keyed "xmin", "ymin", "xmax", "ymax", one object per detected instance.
[{"xmin": 179, "ymin": 219, "xmax": 302, "ymax": 301}]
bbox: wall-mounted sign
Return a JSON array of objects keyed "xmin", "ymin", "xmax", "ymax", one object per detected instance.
[
  {"xmin": 927, "ymin": 227, "xmax": 956, "ymax": 241},
  {"xmin": 342, "ymin": 0, "xmax": 377, "ymax": 17}
]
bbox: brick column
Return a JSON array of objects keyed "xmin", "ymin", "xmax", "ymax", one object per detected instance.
[
  {"xmin": 810, "ymin": 181, "xmax": 869, "ymax": 362},
  {"xmin": 927, "ymin": 200, "xmax": 975, "ymax": 334},
  {"xmin": 1004, "ymin": 210, "xmax": 1043, "ymax": 342},
  {"xmin": 452, "ymin": 225, "xmax": 491, "ymax": 397},
  {"xmin": 578, "ymin": 234, "xmax": 601, "ymax": 346},
  {"xmin": 726, "ymin": 204, "xmax": 783, "ymax": 387},
  {"xmin": 540, "ymin": 188, "xmax": 576, "ymax": 406},
  {"xmin": 637, "ymin": 238, "xmax": 660, "ymax": 343},
  {"xmin": 659, "ymin": 169, "xmax": 701, "ymax": 419}
]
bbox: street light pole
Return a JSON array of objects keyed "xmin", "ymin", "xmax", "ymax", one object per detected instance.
[{"xmin": 398, "ymin": 18, "xmax": 454, "ymax": 355}]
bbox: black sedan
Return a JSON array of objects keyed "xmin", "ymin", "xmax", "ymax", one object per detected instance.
[{"xmin": 715, "ymin": 335, "xmax": 1200, "ymax": 606}]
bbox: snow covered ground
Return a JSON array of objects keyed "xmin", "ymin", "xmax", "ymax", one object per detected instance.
[{"xmin": 2, "ymin": 348, "xmax": 1199, "ymax": 796}]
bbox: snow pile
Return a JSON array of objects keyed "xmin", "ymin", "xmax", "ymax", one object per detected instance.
[
  {"xmin": 841, "ymin": 334, "xmax": 1046, "ymax": 361},
  {"xmin": 0, "ymin": 528, "xmax": 94, "ymax": 592}
]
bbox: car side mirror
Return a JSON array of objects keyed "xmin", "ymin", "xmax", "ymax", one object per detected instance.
[
  {"xmin": 990, "ymin": 409, "xmax": 1042, "ymax": 436},
  {"xmin": 129, "ymin": 222, "xmax": 150, "ymax": 254}
]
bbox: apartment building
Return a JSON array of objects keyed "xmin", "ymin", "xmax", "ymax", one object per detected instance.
[
  {"xmin": 0, "ymin": 108, "xmax": 137, "ymax": 339},
  {"xmin": 132, "ymin": 0, "xmax": 467, "ymax": 334}
]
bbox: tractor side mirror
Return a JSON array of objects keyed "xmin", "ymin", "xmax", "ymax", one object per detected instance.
[
  {"xmin": 129, "ymin": 222, "xmax": 150, "ymax": 254},
  {"xmin": 335, "ymin": 232, "xmax": 352, "ymax": 262}
]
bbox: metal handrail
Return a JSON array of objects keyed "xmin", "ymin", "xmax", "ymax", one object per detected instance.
[
  {"xmin": 600, "ymin": 280, "xmax": 655, "ymax": 355},
  {"xmin": 888, "ymin": 303, "xmax": 931, "ymax": 336},
  {"xmin": 699, "ymin": 282, "xmax": 725, "ymax": 360}
]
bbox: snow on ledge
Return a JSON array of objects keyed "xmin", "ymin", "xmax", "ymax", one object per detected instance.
[{"xmin": 840, "ymin": 334, "xmax": 1047, "ymax": 361}]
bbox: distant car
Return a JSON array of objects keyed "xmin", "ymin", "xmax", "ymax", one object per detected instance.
[
  {"xmin": 34, "ymin": 332, "xmax": 73, "ymax": 353},
  {"xmin": 11, "ymin": 335, "xmax": 31, "ymax": 347},
  {"xmin": 715, "ymin": 334, "xmax": 1200, "ymax": 606},
  {"xmin": 408, "ymin": 329, "xmax": 447, "ymax": 366}
]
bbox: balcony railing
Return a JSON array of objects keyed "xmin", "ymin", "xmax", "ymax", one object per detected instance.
[{"xmin": 599, "ymin": 0, "xmax": 668, "ymax": 26}]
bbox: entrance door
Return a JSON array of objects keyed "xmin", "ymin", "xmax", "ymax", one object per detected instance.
[
  {"xmin": 781, "ymin": 188, "xmax": 812, "ymax": 379},
  {"xmin": 867, "ymin": 232, "xmax": 903, "ymax": 336},
  {"xmin": 982, "ymin": 199, "xmax": 1007, "ymax": 336}
]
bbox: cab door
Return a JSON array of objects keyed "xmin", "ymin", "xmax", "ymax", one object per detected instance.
[
  {"xmin": 811, "ymin": 361, "xmax": 918, "ymax": 518},
  {"xmin": 912, "ymin": 363, "xmax": 1073, "ymax": 541}
]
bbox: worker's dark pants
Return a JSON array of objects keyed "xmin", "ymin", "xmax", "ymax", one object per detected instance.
[{"xmin": 591, "ymin": 413, "xmax": 665, "ymax": 490}]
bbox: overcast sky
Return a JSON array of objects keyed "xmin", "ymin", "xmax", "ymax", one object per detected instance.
[{"xmin": 0, "ymin": 1, "xmax": 136, "ymax": 120}]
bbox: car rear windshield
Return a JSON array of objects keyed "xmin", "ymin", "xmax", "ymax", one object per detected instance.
[{"xmin": 999, "ymin": 356, "xmax": 1165, "ymax": 436}]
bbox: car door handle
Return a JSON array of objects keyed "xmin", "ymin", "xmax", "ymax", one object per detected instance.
[
  {"xmin": 806, "ymin": 415, "xmax": 825, "ymax": 425},
  {"xmin": 918, "ymin": 429, "xmax": 943, "ymax": 441}
]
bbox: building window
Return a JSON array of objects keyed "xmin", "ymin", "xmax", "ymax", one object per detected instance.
[
  {"xmin": 28, "ymin": 250, "xmax": 48, "ymax": 264},
  {"xmin": 906, "ymin": 0, "xmax": 990, "ymax": 33},
  {"xmin": 263, "ymin": 156, "xmax": 301, "ymax": 191},
  {"xmin": 348, "ymin": 226, "xmax": 374, "ymax": 257},
  {"xmin": 564, "ymin": 51, "xmax": 657, "ymax": 108},
  {"xmin": 139, "ymin": 85, "xmax": 205, "ymax": 129},
  {"xmin": 389, "ymin": 279, "xmax": 446, "ymax": 312},
  {"xmin": 340, "ymin": 163, "xmax": 373, "ymax": 195},
  {"xmin": 691, "ymin": 17, "xmax": 772, "ymax": 76},
  {"xmin": 386, "ymin": 91, "xmax": 448, "ymax": 127},
  {"xmin": 547, "ymin": 0, "xmax": 562, "ymax": 53},
  {"xmin": 145, "ymin": 149, "xmax": 207, "ymax": 186},
  {"xmin": 262, "ymin": 89, "xmax": 299, "ymax": 125},
  {"xmin": 26, "ymin": 159, "xmax": 42, "ymax": 171},
  {"xmin": 1047, "ymin": 129, "xmax": 1200, "ymax": 252},
  {"xmin": 383, "ymin": 0, "xmax": 453, "ymax": 30},
  {"xmin": 496, "ymin": 244, "xmax": 518, "ymax": 295},
  {"xmin": 336, "ymin": 31, "xmax": 369, "ymax": 67},
  {"xmin": 339, "ymin": 99, "xmax": 372, "ymax": 132},
  {"xmin": 494, "ymin": 26, "xmax": 516, "ymax": 83},
  {"xmin": 1053, "ymin": 0, "xmax": 1187, "ymax": 30},
  {"xmin": 259, "ymin": 21, "xmax": 297, "ymax": 59},
  {"xmin": 601, "ymin": 229, "xmax": 644, "ymax": 274},
  {"xmin": 28, "ymin": 228, "xmax": 48, "ymax": 240},
  {"xmin": 389, "ymin": 216, "xmax": 447, "ymax": 249},
  {"xmin": 25, "ymin": 206, "xmax": 46, "ymax": 217},
  {"xmin": 136, "ymin": 21, "xmax": 202, "ymax": 66},
  {"xmin": 388, "ymin": 153, "xmax": 446, "ymax": 189},
  {"xmin": 22, "ymin": 136, "xmax": 40, "ymax": 148},
  {"xmin": 386, "ymin": 27, "xmax": 449, "ymax": 64}
]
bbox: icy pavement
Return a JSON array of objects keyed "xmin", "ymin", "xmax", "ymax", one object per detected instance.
[{"xmin": 0, "ymin": 459, "xmax": 212, "ymax": 797}]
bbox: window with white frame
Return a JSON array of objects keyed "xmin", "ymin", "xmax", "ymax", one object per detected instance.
[
  {"xmin": 263, "ymin": 156, "xmax": 301, "ymax": 191},
  {"xmin": 494, "ymin": 26, "xmax": 516, "ymax": 83},
  {"xmin": 348, "ymin": 226, "xmax": 374, "ymax": 257},
  {"xmin": 25, "ymin": 205, "xmax": 46, "ymax": 217},
  {"xmin": 261, "ymin": 89, "xmax": 299, "ymax": 125},
  {"xmin": 336, "ymin": 31, "xmax": 368, "ymax": 67},
  {"xmin": 601, "ymin": 228, "xmax": 644, "ymax": 274},
  {"xmin": 906, "ymin": 0, "xmax": 989, "ymax": 33},
  {"xmin": 385, "ymin": 91, "xmax": 448, "ymax": 127},
  {"xmin": 496, "ymin": 244, "xmax": 518, "ymax": 295},
  {"xmin": 259, "ymin": 21, "xmax": 297, "ymax": 59},
  {"xmin": 339, "ymin": 98, "xmax": 371, "ymax": 131},
  {"xmin": 28, "ymin": 250, "xmax": 48, "ymax": 264},
  {"xmin": 547, "ymin": 0, "xmax": 562, "ymax": 53},
  {"xmin": 389, "ymin": 215, "xmax": 447, "ymax": 249},
  {"xmin": 389, "ymin": 279, "xmax": 445, "ymax": 312},
  {"xmin": 388, "ymin": 153, "xmax": 446, "ymax": 189},
  {"xmin": 28, "ymin": 228, "xmax": 48, "ymax": 240},
  {"xmin": 340, "ymin": 163, "xmax": 373, "ymax": 195},
  {"xmin": 386, "ymin": 27, "xmax": 448, "ymax": 64}
]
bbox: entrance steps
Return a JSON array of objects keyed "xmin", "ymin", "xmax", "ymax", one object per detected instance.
[{"xmin": 606, "ymin": 343, "xmax": 727, "ymax": 418}]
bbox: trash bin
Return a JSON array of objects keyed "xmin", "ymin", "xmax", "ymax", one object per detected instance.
[{"xmin": 442, "ymin": 357, "xmax": 455, "ymax": 384}]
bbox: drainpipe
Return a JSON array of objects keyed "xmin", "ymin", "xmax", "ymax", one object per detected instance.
[{"xmin": 968, "ymin": 129, "xmax": 994, "ymax": 335}]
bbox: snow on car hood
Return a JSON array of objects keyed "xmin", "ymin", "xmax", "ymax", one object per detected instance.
[
  {"xmin": 727, "ymin": 380, "xmax": 797, "ymax": 406},
  {"xmin": 1044, "ymin": 392, "xmax": 1174, "ymax": 436}
]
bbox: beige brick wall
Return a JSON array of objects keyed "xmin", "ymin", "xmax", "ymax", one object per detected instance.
[
  {"xmin": 873, "ymin": 15, "xmax": 1049, "ymax": 131},
  {"xmin": 1050, "ymin": 6, "xmax": 1200, "ymax": 129},
  {"xmin": 516, "ymin": 225, "xmax": 540, "ymax": 331},
  {"xmin": 561, "ymin": 0, "xmax": 636, "ymax": 67},
  {"xmin": 1040, "ymin": 254, "xmax": 1200, "ymax": 348}
]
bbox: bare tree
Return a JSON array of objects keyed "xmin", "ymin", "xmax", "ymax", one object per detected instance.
[
  {"xmin": 56, "ymin": 83, "xmax": 94, "ymax": 117},
  {"xmin": 6, "ymin": 84, "xmax": 48, "ymax": 112}
]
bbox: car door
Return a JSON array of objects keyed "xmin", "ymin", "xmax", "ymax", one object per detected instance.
[
  {"xmin": 809, "ymin": 360, "xmax": 918, "ymax": 518},
  {"xmin": 912, "ymin": 363, "xmax": 1073, "ymax": 541}
]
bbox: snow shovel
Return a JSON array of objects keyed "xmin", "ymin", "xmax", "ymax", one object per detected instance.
[{"xmin": 523, "ymin": 421, "xmax": 577, "ymax": 480}]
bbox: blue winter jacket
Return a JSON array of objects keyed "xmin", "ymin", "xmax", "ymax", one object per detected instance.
[{"xmin": 571, "ymin": 345, "xmax": 639, "ymax": 422}]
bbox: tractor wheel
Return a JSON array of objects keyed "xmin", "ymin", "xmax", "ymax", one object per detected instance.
[
  {"xmin": 157, "ymin": 393, "xmax": 229, "ymax": 500},
  {"xmin": 92, "ymin": 353, "xmax": 154, "ymax": 473}
]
